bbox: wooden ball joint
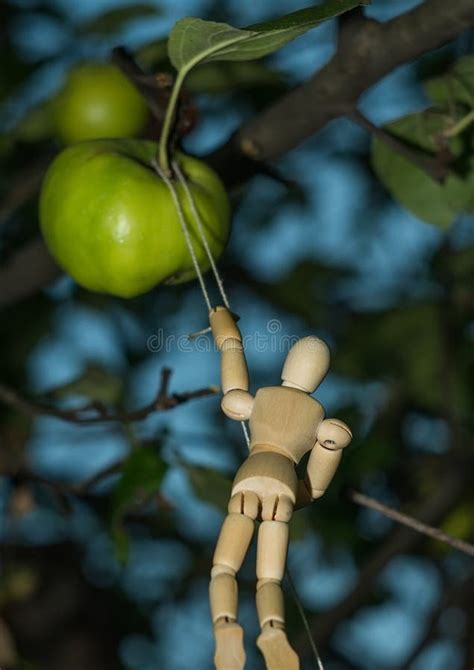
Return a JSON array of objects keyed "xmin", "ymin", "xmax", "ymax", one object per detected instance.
[{"xmin": 208, "ymin": 307, "xmax": 352, "ymax": 670}]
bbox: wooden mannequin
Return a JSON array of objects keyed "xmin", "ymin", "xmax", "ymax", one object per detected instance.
[{"xmin": 208, "ymin": 307, "xmax": 352, "ymax": 670}]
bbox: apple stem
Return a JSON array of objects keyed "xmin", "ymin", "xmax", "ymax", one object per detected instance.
[{"xmin": 158, "ymin": 70, "xmax": 187, "ymax": 175}]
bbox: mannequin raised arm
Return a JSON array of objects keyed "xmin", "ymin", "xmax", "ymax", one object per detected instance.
[{"xmin": 209, "ymin": 306, "xmax": 254, "ymax": 421}]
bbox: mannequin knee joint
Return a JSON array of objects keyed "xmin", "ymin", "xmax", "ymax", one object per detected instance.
[{"xmin": 211, "ymin": 564, "xmax": 235, "ymax": 579}]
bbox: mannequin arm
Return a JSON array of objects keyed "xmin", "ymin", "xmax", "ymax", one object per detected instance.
[
  {"xmin": 304, "ymin": 418, "xmax": 352, "ymax": 500},
  {"xmin": 209, "ymin": 306, "xmax": 254, "ymax": 420},
  {"xmin": 304, "ymin": 443, "xmax": 343, "ymax": 500}
]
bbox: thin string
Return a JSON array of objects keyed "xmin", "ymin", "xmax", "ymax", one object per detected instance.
[
  {"xmin": 152, "ymin": 159, "xmax": 249, "ymax": 447},
  {"xmin": 286, "ymin": 570, "xmax": 325, "ymax": 670},
  {"xmin": 172, "ymin": 161, "xmax": 249, "ymax": 447},
  {"xmin": 152, "ymin": 159, "xmax": 212, "ymax": 312},
  {"xmin": 240, "ymin": 419, "xmax": 250, "ymax": 446},
  {"xmin": 172, "ymin": 160, "xmax": 231, "ymax": 310}
]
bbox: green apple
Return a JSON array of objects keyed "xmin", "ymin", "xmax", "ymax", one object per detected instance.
[
  {"xmin": 54, "ymin": 63, "xmax": 149, "ymax": 145},
  {"xmin": 39, "ymin": 139, "xmax": 231, "ymax": 298}
]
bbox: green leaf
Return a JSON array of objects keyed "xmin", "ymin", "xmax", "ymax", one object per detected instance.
[
  {"xmin": 371, "ymin": 109, "xmax": 474, "ymax": 228},
  {"xmin": 424, "ymin": 55, "xmax": 474, "ymax": 108},
  {"xmin": 168, "ymin": 1, "xmax": 362, "ymax": 73},
  {"xmin": 113, "ymin": 448, "xmax": 167, "ymax": 511},
  {"xmin": 161, "ymin": 2, "xmax": 362, "ymax": 172},
  {"xmin": 79, "ymin": 4, "xmax": 159, "ymax": 35},
  {"xmin": 111, "ymin": 448, "xmax": 167, "ymax": 561},
  {"xmin": 47, "ymin": 365, "xmax": 123, "ymax": 406},
  {"xmin": 138, "ymin": 40, "xmax": 285, "ymax": 94},
  {"xmin": 186, "ymin": 61, "xmax": 285, "ymax": 93},
  {"xmin": 185, "ymin": 465, "xmax": 232, "ymax": 511}
]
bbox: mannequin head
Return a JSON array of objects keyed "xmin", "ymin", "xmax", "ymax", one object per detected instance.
[{"xmin": 281, "ymin": 336, "xmax": 330, "ymax": 393}]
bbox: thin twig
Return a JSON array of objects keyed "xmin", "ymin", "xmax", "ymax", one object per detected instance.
[
  {"xmin": 347, "ymin": 488, "xmax": 474, "ymax": 558},
  {"xmin": 10, "ymin": 457, "xmax": 150, "ymax": 499},
  {"xmin": 221, "ymin": 0, "xmax": 474, "ymax": 169},
  {"xmin": 5, "ymin": 460, "xmax": 126, "ymax": 499},
  {"xmin": 296, "ymin": 471, "xmax": 467, "ymax": 657},
  {"xmin": 111, "ymin": 47, "xmax": 197, "ymax": 142},
  {"xmin": 0, "ymin": 368, "xmax": 218, "ymax": 425},
  {"xmin": 348, "ymin": 109, "xmax": 451, "ymax": 182},
  {"xmin": 111, "ymin": 46, "xmax": 172, "ymax": 124},
  {"xmin": 73, "ymin": 460, "xmax": 124, "ymax": 494}
]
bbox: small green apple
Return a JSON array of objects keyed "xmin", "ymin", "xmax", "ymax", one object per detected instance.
[
  {"xmin": 39, "ymin": 139, "xmax": 230, "ymax": 298},
  {"xmin": 54, "ymin": 63, "xmax": 149, "ymax": 145}
]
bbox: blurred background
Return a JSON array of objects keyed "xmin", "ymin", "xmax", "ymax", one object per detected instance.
[{"xmin": 0, "ymin": 0, "xmax": 473, "ymax": 669}]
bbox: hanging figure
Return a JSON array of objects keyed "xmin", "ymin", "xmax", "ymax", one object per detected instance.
[{"xmin": 208, "ymin": 306, "xmax": 352, "ymax": 670}]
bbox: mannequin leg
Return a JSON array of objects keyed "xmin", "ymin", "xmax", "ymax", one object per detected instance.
[
  {"xmin": 210, "ymin": 491, "xmax": 259, "ymax": 670},
  {"xmin": 256, "ymin": 495, "xmax": 299, "ymax": 670}
]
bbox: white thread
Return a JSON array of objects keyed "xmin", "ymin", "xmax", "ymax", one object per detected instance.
[
  {"xmin": 172, "ymin": 161, "xmax": 249, "ymax": 446},
  {"xmin": 286, "ymin": 571, "xmax": 325, "ymax": 670},
  {"xmin": 152, "ymin": 159, "xmax": 250, "ymax": 447},
  {"xmin": 152, "ymin": 160, "xmax": 212, "ymax": 312},
  {"xmin": 240, "ymin": 420, "xmax": 250, "ymax": 447},
  {"xmin": 172, "ymin": 160, "xmax": 231, "ymax": 310}
]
